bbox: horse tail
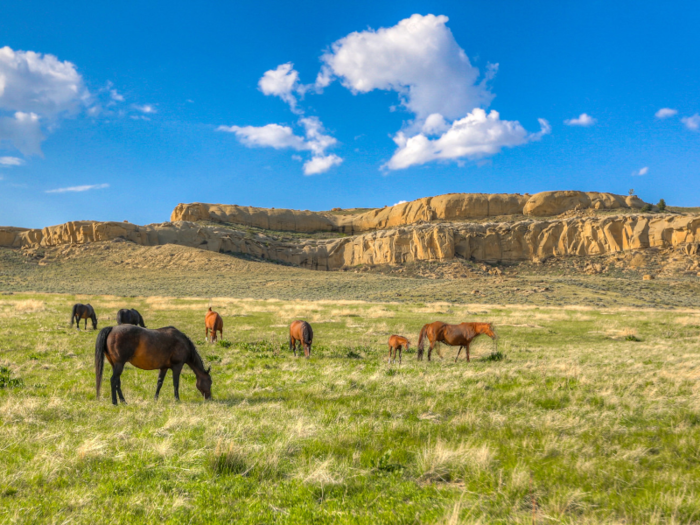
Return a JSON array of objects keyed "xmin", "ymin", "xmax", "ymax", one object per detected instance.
[
  {"xmin": 418, "ymin": 324, "xmax": 428, "ymax": 352},
  {"xmin": 70, "ymin": 304, "xmax": 78, "ymax": 326},
  {"xmin": 95, "ymin": 326, "xmax": 113, "ymax": 399}
]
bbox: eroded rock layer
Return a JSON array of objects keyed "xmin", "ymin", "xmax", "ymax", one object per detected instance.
[
  {"xmin": 171, "ymin": 191, "xmax": 647, "ymax": 234},
  {"xmin": 2, "ymin": 214, "xmax": 697, "ymax": 271}
]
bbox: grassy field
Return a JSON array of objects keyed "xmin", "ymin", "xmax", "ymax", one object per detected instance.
[{"xmin": 1, "ymin": 292, "xmax": 700, "ymax": 523}]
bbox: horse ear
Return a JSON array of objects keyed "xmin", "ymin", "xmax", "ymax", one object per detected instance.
[{"xmin": 206, "ymin": 367, "xmax": 211, "ymax": 374}]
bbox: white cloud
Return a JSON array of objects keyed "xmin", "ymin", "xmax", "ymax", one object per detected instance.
[
  {"xmin": 133, "ymin": 104, "xmax": 156, "ymax": 114},
  {"xmin": 218, "ymin": 123, "xmax": 307, "ymax": 150},
  {"xmin": 632, "ymin": 166, "xmax": 649, "ymax": 176},
  {"xmin": 655, "ymin": 108, "xmax": 677, "ymax": 119},
  {"xmin": 45, "ymin": 183, "xmax": 109, "ymax": 194},
  {"xmin": 0, "ymin": 46, "xmax": 86, "ymax": 117},
  {"xmin": 258, "ymin": 63, "xmax": 306, "ymax": 112},
  {"xmin": 0, "ymin": 156, "xmax": 24, "ymax": 167},
  {"xmin": 303, "ymin": 154, "xmax": 342, "ymax": 175},
  {"xmin": 218, "ymin": 116, "xmax": 342, "ymax": 174},
  {"xmin": 319, "ymin": 14, "xmax": 493, "ymax": 121},
  {"xmin": 0, "ymin": 46, "xmax": 89, "ymax": 156},
  {"xmin": 682, "ymin": 114, "xmax": 700, "ymax": 131},
  {"xmin": 386, "ymin": 109, "xmax": 550, "ymax": 170},
  {"xmin": 564, "ymin": 113, "xmax": 596, "ymax": 127},
  {"xmin": 394, "ymin": 200, "xmax": 407, "ymax": 206},
  {"xmin": 0, "ymin": 112, "xmax": 44, "ymax": 156},
  {"xmin": 110, "ymin": 89, "xmax": 124, "ymax": 102}
]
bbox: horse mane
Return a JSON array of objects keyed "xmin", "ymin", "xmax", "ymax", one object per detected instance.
[
  {"xmin": 302, "ymin": 322, "xmax": 313, "ymax": 344},
  {"xmin": 183, "ymin": 332, "xmax": 208, "ymax": 373}
]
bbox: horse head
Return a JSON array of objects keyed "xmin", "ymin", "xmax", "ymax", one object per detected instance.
[
  {"xmin": 196, "ymin": 368, "xmax": 212, "ymax": 400},
  {"xmin": 485, "ymin": 323, "xmax": 498, "ymax": 340}
]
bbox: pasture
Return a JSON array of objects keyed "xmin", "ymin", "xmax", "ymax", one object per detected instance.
[{"xmin": 1, "ymin": 293, "xmax": 700, "ymax": 523}]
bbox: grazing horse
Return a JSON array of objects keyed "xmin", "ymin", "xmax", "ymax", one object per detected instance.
[
  {"xmin": 71, "ymin": 303, "xmax": 97, "ymax": 330},
  {"xmin": 387, "ymin": 335, "xmax": 411, "ymax": 364},
  {"xmin": 289, "ymin": 320, "xmax": 313, "ymax": 358},
  {"xmin": 417, "ymin": 321, "xmax": 497, "ymax": 362},
  {"xmin": 117, "ymin": 308, "xmax": 146, "ymax": 327},
  {"xmin": 95, "ymin": 325, "xmax": 212, "ymax": 405},
  {"xmin": 205, "ymin": 307, "xmax": 223, "ymax": 343}
]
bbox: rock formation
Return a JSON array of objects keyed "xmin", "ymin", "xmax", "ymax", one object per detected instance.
[
  {"xmin": 3, "ymin": 213, "xmax": 698, "ymax": 271},
  {"xmin": 171, "ymin": 191, "xmax": 647, "ymax": 234}
]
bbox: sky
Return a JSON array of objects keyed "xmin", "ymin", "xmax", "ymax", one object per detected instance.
[{"xmin": 0, "ymin": 0, "xmax": 698, "ymax": 228}]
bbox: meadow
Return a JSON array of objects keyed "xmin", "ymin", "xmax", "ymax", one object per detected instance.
[{"xmin": 1, "ymin": 292, "xmax": 700, "ymax": 523}]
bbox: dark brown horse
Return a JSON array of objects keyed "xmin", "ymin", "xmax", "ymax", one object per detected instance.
[
  {"xmin": 205, "ymin": 307, "xmax": 223, "ymax": 343},
  {"xmin": 387, "ymin": 335, "xmax": 410, "ymax": 364},
  {"xmin": 95, "ymin": 325, "xmax": 212, "ymax": 405},
  {"xmin": 117, "ymin": 308, "xmax": 146, "ymax": 327},
  {"xmin": 289, "ymin": 320, "xmax": 313, "ymax": 358},
  {"xmin": 417, "ymin": 321, "xmax": 497, "ymax": 362},
  {"xmin": 71, "ymin": 303, "xmax": 97, "ymax": 330}
]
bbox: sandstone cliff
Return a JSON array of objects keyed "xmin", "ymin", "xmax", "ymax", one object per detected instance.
[
  {"xmin": 3, "ymin": 214, "xmax": 697, "ymax": 271},
  {"xmin": 171, "ymin": 191, "xmax": 647, "ymax": 233}
]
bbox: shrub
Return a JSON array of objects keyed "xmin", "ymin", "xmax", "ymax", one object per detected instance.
[
  {"xmin": 484, "ymin": 351, "xmax": 506, "ymax": 362},
  {"xmin": 0, "ymin": 367, "xmax": 22, "ymax": 388},
  {"xmin": 640, "ymin": 204, "xmax": 653, "ymax": 213},
  {"xmin": 657, "ymin": 199, "xmax": 666, "ymax": 212},
  {"xmin": 625, "ymin": 335, "xmax": 642, "ymax": 342}
]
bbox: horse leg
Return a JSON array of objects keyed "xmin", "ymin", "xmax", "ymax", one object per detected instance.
[
  {"xmin": 466, "ymin": 342, "xmax": 471, "ymax": 363},
  {"xmin": 455, "ymin": 346, "xmax": 462, "ymax": 362},
  {"xmin": 205, "ymin": 327, "xmax": 209, "ymax": 343},
  {"xmin": 155, "ymin": 368, "xmax": 168, "ymax": 400},
  {"xmin": 84, "ymin": 317, "xmax": 88, "ymax": 330},
  {"xmin": 428, "ymin": 341, "xmax": 434, "ymax": 362},
  {"xmin": 110, "ymin": 362, "xmax": 125, "ymax": 406},
  {"xmin": 398, "ymin": 345, "xmax": 402, "ymax": 365},
  {"xmin": 172, "ymin": 363, "xmax": 184, "ymax": 401}
]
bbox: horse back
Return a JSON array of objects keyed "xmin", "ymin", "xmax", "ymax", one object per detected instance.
[{"xmin": 108, "ymin": 325, "xmax": 191, "ymax": 370}]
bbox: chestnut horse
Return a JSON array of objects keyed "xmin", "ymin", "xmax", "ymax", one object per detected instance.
[
  {"xmin": 205, "ymin": 307, "xmax": 223, "ymax": 343},
  {"xmin": 417, "ymin": 321, "xmax": 497, "ymax": 362},
  {"xmin": 289, "ymin": 320, "xmax": 313, "ymax": 358},
  {"xmin": 71, "ymin": 303, "xmax": 97, "ymax": 330},
  {"xmin": 95, "ymin": 325, "xmax": 212, "ymax": 405},
  {"xmin": 117, "ymin": 308, "xmax": 146, "ymax": 327},
  {"xmin": 387, "ymin": 335, "xmax": 411, "ymax": 364}
]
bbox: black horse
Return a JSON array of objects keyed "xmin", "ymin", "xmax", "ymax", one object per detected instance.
[
  {"xmin": 95, "ymin": 325, "xmax": 212, "ymax": 405},
  {"xmin": 71, "ymin": 303, "xmax": 97, "ymax": 330},
  {"xmin": 117, "ymin": 308, "xmax": 146, "ymax": 327}
]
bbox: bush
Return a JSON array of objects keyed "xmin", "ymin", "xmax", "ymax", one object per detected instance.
[
  {"xmin": 0, "ymin": 367, "xmax": 23, "ymax": 388},
  {"xmin": 484, "ymin": 351, "xmax": 506, "ymax": 362},
  {"xmin": 640, "ymin": 204, "xmax": 653, "ymax": 213},
  {"xmin": 657, "ymin": 199, "xmax": 666, "ymax": 212},
  {"xmin": 625, "ymin": 335, "xmax": 642, "ymax": 342}
]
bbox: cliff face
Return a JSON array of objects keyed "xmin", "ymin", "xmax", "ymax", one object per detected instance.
[
  {"xmin": 3, "ymin": 214, "xmax": 698, "ymax": 271},
  {"xmin": 171, "ymin": 191, "xmax": 647, "ymax": 234}
]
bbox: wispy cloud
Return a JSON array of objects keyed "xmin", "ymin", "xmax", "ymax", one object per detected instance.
[
  {"xmin": 682, "ymin": 114, "xmax": 700, "ymax": 131},
  {"xmin": 133, "ymin": 104, "xmax": 156, "ymax": 114},
  {"xmin": 632, "ymin": 166, "xmax": 648, "ymax": 176},
  {"xmin": 564, "ymin": 113, "xmax": 596, "ymax": 127},
  {"xmin": 45, "ymin": 183, "xmax": 109, "ymax": 194},
  {"xmin": 655, "ymin": 108, "xmax": 677, "ymax": 119},
  {"xmin": 0, "ymin": 156, "xmax": 24, "ymax": 167}
]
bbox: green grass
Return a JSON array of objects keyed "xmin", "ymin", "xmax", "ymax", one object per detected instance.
[{"xmin": 1, "ymin": 293, "xmax": 700, "ymax": 523}]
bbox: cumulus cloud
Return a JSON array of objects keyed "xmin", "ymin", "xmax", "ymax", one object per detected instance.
[
  {"xmin": 258, "ymin": 62, "xmax": 308, "ymax": 112},
  {"xmin": 0, "ymin": 46, "xmax": 86, "ymax": 117},
  {"xmin": 303, "ymin": 154, "xmax": 342, "ymax": 175},
  {"xmin": 0, "ymin": 156, "xmax": 24, "ymax": 167},
  {"xmin": 632, "ymin": 166, "xmax": 649, "ymax": 176},
  {"xmin": 386, "ymin": 109, "xmax": 550, "ymax": 170},
  {"xmin": 218, "ymin": 116, "xmax": 342, "ymax": 174},
  {"xmin": 0, "ymin": 112, "xmax": 44, "ymax": 156},
  {"xmin": 0, "ymin": 46, "xmax": 89, "ymax": 156},
  {"xmin": 45, "ymin": 183, "xmax": 109, "ymax": 193},
  {"xmin": 319, "ymin": 14, "xmax": 493, "ymax": 121},
  {"xmin": 564, "ymin": 113, "xmax": 596, "ymax": 127},
  {"xmin": 682, "ymin": 114, "xmax": 700, "ymax": 131},
  {"xmin": 655, "ymin": 108, "xmax": 677, "ymax": 119}
]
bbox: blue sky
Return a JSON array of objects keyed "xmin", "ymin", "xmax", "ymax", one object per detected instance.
[{"xmin": 1, "ymin": 0, "xmax": 698, "ymax": 228}]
